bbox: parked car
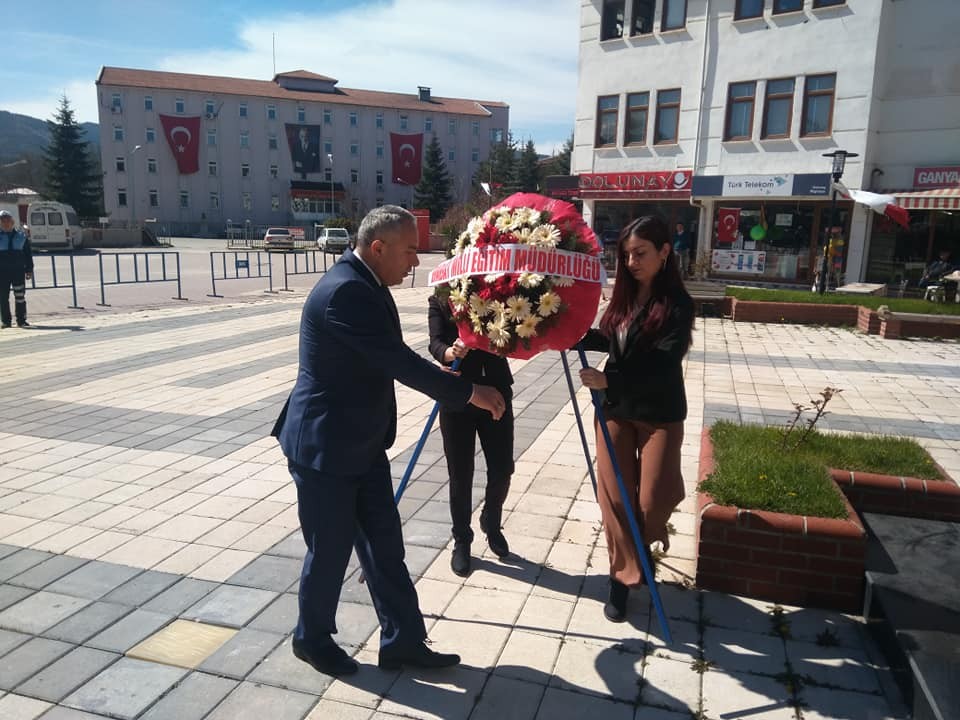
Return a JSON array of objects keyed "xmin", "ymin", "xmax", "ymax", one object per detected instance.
[
  {"xmin": 317, "ymin": 227, "xmax": 351, "ymax": 254},
  {"xmin": 264, "ymin": 227, "xmax": 294, "ymax": 251}
]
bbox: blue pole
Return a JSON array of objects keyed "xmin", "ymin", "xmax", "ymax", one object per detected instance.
[
  {"xmin": 560, "ymin": 351, "xmax": 597, "ymax": 499},
  {"xmin": 575, "ymin": 344, "xmax": 672, "ymax": 645}
]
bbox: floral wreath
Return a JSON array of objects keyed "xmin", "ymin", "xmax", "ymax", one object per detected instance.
[{"xmin": 433, "ymin": 192, "xmax": 602, "ymax": 360}]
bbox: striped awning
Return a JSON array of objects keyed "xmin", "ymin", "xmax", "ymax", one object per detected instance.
[{"xmin": 890, "ymin": 188, "xmax": 960, "ymax": 210}]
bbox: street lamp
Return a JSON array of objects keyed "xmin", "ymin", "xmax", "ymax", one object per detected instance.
[
  {"xmin": 129, "ymin": 144, "xmax": 143, "ymax": 228},
  {"xmin": 816, "ymin": 149, "xmax": 858, "ymax": 295},
  {"xmin": 327, "ymin": 153, "xmax": 334, "ymax": 219},
  {"xmin": 395, "ymin": 177, "xmax": 415, "ymax": 210}
]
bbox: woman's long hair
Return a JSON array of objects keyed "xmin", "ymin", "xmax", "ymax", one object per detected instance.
[{"xmin": 598, "ymin": 215, "xmax": 693, "ymax": 350}]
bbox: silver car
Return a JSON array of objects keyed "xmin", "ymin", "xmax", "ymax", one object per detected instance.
[{"xmin": 317, "ymin": 227, "xmax": 351, "ymax": 253}]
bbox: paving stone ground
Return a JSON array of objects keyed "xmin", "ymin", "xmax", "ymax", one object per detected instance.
[{"xmin": 1, "ymin": 283, "xmax": 958, "ymax": 719}]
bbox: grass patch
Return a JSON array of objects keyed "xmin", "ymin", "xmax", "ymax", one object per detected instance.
[
  {"xmin": 726, "ymin": 287, "xmax": 960, "ymax": 316},
  {"xmin": 700, "ymin": 421, "xmax": 943, "ymax": 519}
]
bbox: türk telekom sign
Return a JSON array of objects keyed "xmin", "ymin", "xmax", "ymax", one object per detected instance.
[
  {"xmin": 914, "ymin": 166, "xmax": 960, "ymax": 189},
  {"xmin": 578, "ymin": 170, "xmax": 692, "ymax": 198}
]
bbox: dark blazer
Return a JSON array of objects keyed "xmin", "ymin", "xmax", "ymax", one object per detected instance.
[
  {"xmin": 273, "ymin": 250, "xmax": 472, "ymax": 475},
  {"xmin": 427, "ymin": 295, "xmax": 513, "ymax": 400},
  {"xmin": 581, "ymin": 291, "xmax": 693, "ymax": 424}
]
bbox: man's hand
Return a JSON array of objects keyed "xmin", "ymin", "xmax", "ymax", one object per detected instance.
[
  {"xmin": 444, "ymin": 338, "xmax": 470, "ymax": 364},
  {"xmin": 469, "ymin": 384, "xmax": 505, "ymax": 420},
  {"xmin": 579, "ymin": 367, "xmax": 608, "ymax": 390}
]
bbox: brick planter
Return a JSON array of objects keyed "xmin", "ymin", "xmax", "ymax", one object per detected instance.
[
  {"xmin": 830, "ymin": 468, "xmax": 960, "ymax": 523},
  {"xmin": 729, "ymin": 298, "xmax": 859, "ymax": 326}
]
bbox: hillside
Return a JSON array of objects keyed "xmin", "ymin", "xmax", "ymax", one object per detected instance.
[{"xmin": 0, "ymin": 110, "xmax": 99, "ymax": 163}]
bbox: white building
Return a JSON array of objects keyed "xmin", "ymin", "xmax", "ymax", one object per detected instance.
[
  {"xmin": 571, "ymin": 0, "xmax": 960, "ymax": 286},
  {"xmin": 96, "ymin": 67, "xmax": 509, "ymax": 236}
]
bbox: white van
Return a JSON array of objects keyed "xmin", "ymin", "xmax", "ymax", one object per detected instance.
[{"xmin": 27, "ymin": 201, "xmax": 82, "ymax": 250}]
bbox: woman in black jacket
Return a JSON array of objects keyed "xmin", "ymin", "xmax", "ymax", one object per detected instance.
[
  {"xmin": 579, "ymin": 215, "xmax": 694, "ymax": 622},
  {"xmin": 428, "ymin": 294, "xmax": 515, "ymax": 577}
]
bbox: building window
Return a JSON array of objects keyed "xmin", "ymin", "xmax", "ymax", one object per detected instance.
[
  {"xmin": 209, "ymin": 192, "xmax": 220, "ymax": 209},
  {"xmin": 448, "ymin": 119, "xmax": 457, "ymax": 134},
  {"xmin": 324, "ymin": 168, "xmax": 332, "ymax": 182},
  {"xmin": 147, "ymin": 158, "xmax": 157, "ymax": 174},
  {"xmin": 600, "ymin": 0, "xmax": 625, "ymax": 40},
  {"xmin": 268, "ymin": 134, "xmax": 278, "ymax": 150},
  {"xmin": 323, "ymin": 109, "xmax": 332, "ymax": 125},
  {"xmin": 376, "ymin": 141, "xmax": 384, "ymax": 158},
  {"xmin": 624, "ymin": 92, "xmax": 649, "ymax": 145},
  {"xmin": 239, "ymin": 103, "xmax": 247, "ymax": 118},
  {"xmin": 241, "ymin": 163, "xmax": 250, "ymax": 177},
  {"xmin": 376, "ymin": 112, "xmax": 383, "ymax": 129},
  {"xmin": 267, "ymin": 104, "xmax": 277, "ymax": 120},
  {"xmin": 349, "ymin": 112, "xmax": 358, "ymax": 127},
  {"xmin": 661, "ymin": 0, "xmax": 687, "ymax": 30},
  {"xmin": 773, "ymin": 0, "xmax": 803, "ymax": 13},
  {"xmin": 118, "ymin": 189, "xmax": 127, "ymax": 207},
  {"xmin": 205, "ymin": 99, "xmax": 215, "ymax": 116},
  {"xmin": 240, "ymin": 131, "xmax": 249, "ymax": 148},
  {"xmin": 115, "ymin": 157, "xmax": 126, "ymax": 173},
  {"xmin": 376, "ymin": 170, "xmax": 384, "ymax": 185},
  {"xmin": 298, "ymin": 107, "xmax": 306, "ymax": 122},
  {"xmin": 725, "ymin": 81, "xmax": 756, "ymax": 141},
  {"xmin": 813, "ymin": 0, "xmax": 845, "ymax": 6},
  {"xmin": 735, "ymin": 0, "xmax": 764, "ymax": 19},
  {"xmin": 242, "ymin": 192, "xmax": 252, "ymax": 210},
  {"xmin": 175, "ymin": 98, "xmax": 185, "ymax": 113},
  {"xmin": 471, "ymin": 120, "xmax": 479, "ymax": 136},
  {"xmin": 631, "ymin": 0, "xmax": 654, "ymax": 34},
  {"xmin": 207, "ymin": 130, "xmax": 217, "ymax": 147},
  {"xmin": 271, "ymin": 195, "xmax": 280, "ymax": 211},
  {"xmin": 351, "ymin": 169, "xmax": 359, "ymax": 184},
  {"xmin": 491, "ymin": 128, "xmax": 504, "ymax": 143},
  {"xmin": 595, "ymin": 95, "xmax": 619, "ymax": 147},
  {"xmin": 350, "ymin": 142, "xmax": 359, "ymax": 156},
  {"xmin": 208, "ymin": 161, "xmax": 217, "ymax": 177},
  {"xmin": 149, "ymin": 190, "xmax": 159, "ymax": 207},
  {"xmin": 144, "ymin": 96, "xmax": 153, "ymax": 111},
  {"xmin": 400, "ymin": 115, "xmax": 408, "ymax": 130},
  {"xmin": 324, "ymin": 140, "xmax": 333, "ymax": 155},
  {"xmin": 762, "ymin": 78, "xmax": 795, "ymax": 138},
  {"xmin": 654, "ymin": 88, "xmax": 681, "ymax": 144},
  {"xmin": 111, "ymin": 93, "xmax": 121, "ymax": 109},
  {"xmin": 425, "ymin": 117, "xmax": 433, "ymax": 132},
  {"xmin": 179, "ymin": 190, "xmax": 189, "ymax": 208},
  {"xmin": 113, "ymin": 126, "xmax": 124, "ymax": 141},
  {"xmin": 270, "ymin": 164, "xmax": 279, "ymax": 178},
  {"xmin": 447, "ymin": 149, "xmax": 456, "ymax": 163},
  {"xmin": 145, "ymin": 127, "xmax": 156, "ymax": 143},
  {"xmin": 471, "ymin": 148, "xmax": 479, "ymax": 162},
  {"xmin": 801, "ymin": 73, "xmax": 836, "ymax": 137}
]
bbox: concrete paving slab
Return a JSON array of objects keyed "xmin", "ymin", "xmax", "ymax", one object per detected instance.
[
  {"xmin": 198, "ymin": 627, "xmax": 285, "ymax": 680},
  {"xmin": 139, "ymin": 671, "xmax": 237, "ymax": 720},
  {"xmin": 182, "ymin": 585, "xmax": 276, "ymax": 628},
  {"xmin": 43, "ymin": 601, "xmax": 132, "ymax": 644},
  {"xmin": 62, "ymin": 658, "xmax": 187, "ymax": 720},
  {"xmin": 86, "ymin": 609, "xmax": 173, "ymax": 653},
  {"xmin": 204, "ymin": 680, "xmax": 318, "ymax": 720},
  {"xmin": 14, "ymin": 646, "xmax": 119, "ymax": 702},
  {"xmin": 0, "ymin": 637, "xmax": 73, "ymax": 691},
  {"xmin": 45, "ymin": 562, "xmax": 141, "ymax": 601},
  {"xmin": 0, "ymin": 591, "xmax": 90, "ymax": 635}
]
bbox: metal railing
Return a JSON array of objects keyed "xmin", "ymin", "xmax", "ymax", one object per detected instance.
[
  {"xmin": 28, "ymin": 253, "xmax": 82, "ymax": 309},
  {"xmin": 97, "ymin": 252, "xmax": 185, "ymax": 306},
  {"xmin": 280, "ymin": 250, "xmax": 327, "ymax": 291},
  {"xmin": 208, "ymin": 251, "xmax": 275, "ymax": 297}
]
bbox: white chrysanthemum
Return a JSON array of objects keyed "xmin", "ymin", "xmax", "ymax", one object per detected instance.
[
  {"xmin": 469, "ymin": 311, "xmax": 484, "ymax": 334},
  {"xmin": 505, "ymin": 295, "xmax": 532, "ymax": 320},
  {"xmin": 449, "ymin": 288, "xmax": 467, "ymax": 313},
  {"xmin": 551, "ymin": 275, "xmax": 575, "ymax": 287},
  {"xmin": 537, "ymin": 291, "xmax": 561, "ymax": 317},
  {"xmin": 530, "ymin": 224, "xmax": 561, "ymax": 247},
  {"xmin": 513, "ymin": 227, "xmax": 533, "ymax": 244},
  {"xmin": 527, "ymin": 210, "xmax": 542, "ymax": 226},
  {"xmin": 509, "ymin": 208, "xmax": 531, "ymax": 229},
  {"xmin": 516, "ymin": 314, "xmax": 542, "ymax": 339},
  {"xmin": 488, "ymin": 300, "xmax": 506, "ymax": 321},
  {"xmin": 469, "ymin": 294, "xmax": 489, "ymax": 317},
  {"xmin": 486, "ymin": 319, "xmax": 511, "ymax": 347},
  {"xmin": 494, "ymin": 214, "xmax": 512, "ymax": 231},
  {"xmin": 467, "ymin": 217, "xmax": 485, "ymax": 241},
  {"xmin": 484, "ymin": 273, "xmax": 505, "ymax": 283},
  {"xmin": 459, "ymin": 277, "xmax": 472, "ymax": 293},
  {"xmin": 518, "ymin": 272, "xmax": 544, "ymax": 289}
]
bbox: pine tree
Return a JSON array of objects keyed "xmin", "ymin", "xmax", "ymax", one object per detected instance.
[
  {"xmin": 43, "ymin": 95, "xmax": 102, "ymax": 218},
  {"xmin": 414, "ymin": 135, "xmax": 453, "ymax": 221},
  {"xmin": 541, "ymin": 133, "xmax": 573, "ymax": 180},
  {"xmin": 474, "ymin": 133, "xmax": 517, "ymax": 201},
  {"xmin": 515, "ymin": 139, "xmax": 540, "ymax": 193}
]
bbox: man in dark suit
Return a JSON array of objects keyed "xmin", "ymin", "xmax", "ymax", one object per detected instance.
[{"xmin": 273, "ymin": 205, "xmax": 505, "ymax": 677}]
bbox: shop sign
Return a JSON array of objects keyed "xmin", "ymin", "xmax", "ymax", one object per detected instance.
[
  {"xmin": 692, "ymin": 173, "xmax": 830, "ymax": 197},
  {"xmin": 723, "ymin": 175, "xmax": 792, "ymax": 197},
  {"xmin": 578, "ymin": 170, "xmax": 692, "ymax": 196},
  {"xmin": 913, "ymin": 166, "xmax": 960, "ymax": 190},
  {"xmin": 712, "ymin": 249, "xmax": 765, "ymax": 274}
]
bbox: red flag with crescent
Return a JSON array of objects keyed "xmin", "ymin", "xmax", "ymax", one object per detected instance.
[
  {"xmin": 391, "ymin": 132, "xmax": 423, "ymax": 186},
  {"xmin": 717, "ymin": 207, "xmax": 740, "ymax": 245},
  {"xmin": 160, "ymin": 114, "xmax": 201, "ymax": 174}
]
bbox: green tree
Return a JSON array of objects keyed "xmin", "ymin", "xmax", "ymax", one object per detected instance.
[
  {"xmin": 43, "ymin": 95, "xmax": 102, "ymax": 217},
  {"xmin": 414, "ymin": 135, "xmax": 452, "ymax": 221},
  {"xmin": 514, "ymin": 139, "xmax": 540, "ymax": 193},
  {"xmin": 540, "ymin": 133, "xmax": 573, "ymax": 182},
  {"xmin": 474, "ymin": 132, "xmax": 517, "ymax": 201}
]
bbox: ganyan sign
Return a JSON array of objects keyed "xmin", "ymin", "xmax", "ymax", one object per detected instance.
[
  {"xmin": 913, "ymin": 166, "xmax": 960, "ymax": 190},
  {"xmin": 578, "ymin": 170, "xmax": 692, "ymax": 198}
]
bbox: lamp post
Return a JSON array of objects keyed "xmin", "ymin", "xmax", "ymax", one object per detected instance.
[
  {"xmin": 128, "ymin": 144, "xmax": 143, "ymax": 228},
  {"xmin": 816, "ymin": 149, "xmax": 858, "ymax": 295},
  {"xmin": 327, "ymin": 153, "xmax": 334, "ymax": 219},
  {"xmin": 395, "ymin": 177, "xmax": 415, "ymax": 210}
]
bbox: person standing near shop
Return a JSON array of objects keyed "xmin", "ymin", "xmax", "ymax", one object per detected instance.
[
  {"xmin": 0, "ymin": 210, "xmax": 32, "ymax": 328},
  {"xmin": 578, "ymin": 215, "xmax": 694, "ymax": 622},
  {"xmin": 428, "ymin": 293, "xmax": 514, "ymax": 577},
  {"xmin": 673, "ymin": 222, "xmax": 690, "ymax": 279}
]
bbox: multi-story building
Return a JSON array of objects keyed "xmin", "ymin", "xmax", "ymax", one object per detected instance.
[
  {"xmin": 96, "ymin": 67, "xmax": 509, "ymax": 236},
  {"xmin": 571, "ymin": 0, "xmax": 960, "ymax": 286}
]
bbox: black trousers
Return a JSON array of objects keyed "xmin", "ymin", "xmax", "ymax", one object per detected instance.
[
  {"xmin": 0, "ymin": 270, "xmax": 26, "ymax": 326},
  {"xmin": 439, "ymin": 398, "xmax": 514, "ymax": 543}
]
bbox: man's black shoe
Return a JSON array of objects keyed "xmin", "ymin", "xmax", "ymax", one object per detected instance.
[
  {"xmin": 604, "ymin": 578, "xmax": 629, "ymax": 623},
  {"xmin": 480, "ymin": 514, "xmax": 509, "ymax": 558},
  {"xmin": 450, "ymin": 541, "xmax": 471, "ymax": 577},
  {"xmin": 16, "ymin": 321, "xmax": 29, "ymax": 328},
  {"xmin": 292, "ymin": 639, "xmax": 358, "ymax": 676},
  {"xmin": 378, "ymin": 642, "xmax": 461, "ymax": 670}
]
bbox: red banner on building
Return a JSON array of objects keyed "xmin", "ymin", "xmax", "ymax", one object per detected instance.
[
  {"xmin": 717, "ymin": 207, "xmax": 740, "ymax": 245},
  {"xmin": 578, "ymin": 170, "xmax": 691, "ymax": 197},
  {"xmin": 391, "ymin": 132, "xmax": 423, "ymax": 186},
  {"xmin": 159, "ymin": 115, "xmax": 201, "ymax": 174},
  {"xmin": 913, "ymin": 166, "xmax": 960, "ymax": 190}
]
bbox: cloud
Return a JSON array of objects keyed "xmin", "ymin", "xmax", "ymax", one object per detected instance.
[{"xmin": 4, "ymin": 78, "xmax": 100, "ymax": 126}]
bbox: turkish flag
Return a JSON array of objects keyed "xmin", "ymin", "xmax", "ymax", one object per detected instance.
[
  {"xmin": 717, "ymin": 207, "xmax": 740, "ymax": 244},
  {"xmin": 391, "ymin": 132, "xmax": 423, "ymax": 186},
  {"xmin": 160, "ymin": 114, "xmax": 201, "ymax": 174}
]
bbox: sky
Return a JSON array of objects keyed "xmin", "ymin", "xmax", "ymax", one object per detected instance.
[{"xmin": 6, "ymin": 0, "xmax": 579, "ymax": 155}]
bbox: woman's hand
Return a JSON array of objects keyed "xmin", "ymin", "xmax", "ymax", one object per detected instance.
[
  {"xmin": 579, "ymin": 367, "xmax": 608, "ymax": 390},
  {"xmin": 444, "ymin": 339, "xmax": 470, "ymax": 363}
]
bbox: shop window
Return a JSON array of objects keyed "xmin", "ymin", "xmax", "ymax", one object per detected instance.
[
  {"xmin": 661, "ymin": 0, "xmax": 687, "ymax": 31},
  {"xmin": 595, "ymin": 95, "xmax": 619, "ymax": 147},
  {"xmin": 624, "ymin": 92, "xmax": 649, "ymax": 145},
  {"xmin": 773, "ymin": 0, "xmax": 802, "ymax": 12},
  {"xmin": 631, "ymin": 0, "xmax": 653, "ymax": 35},
  {"xmin": 654, "ymin": 89, "xmax": 681, "ymax": 144},
  {"xmin": 601, "ymin": 0, "xmax": 625, "ymax": 40},
  {"xmin": 813, "ymin": 0, "xmax": 845, "ymax": 6},
  {"xmin": 762, "ymin": 78, "xmax": 795, "ymax": 139},
  {"xmin": 801, "ymin": 73, "xmax": 836, "ymax": 137},
  {"xmin": 735, "ymin": 0, "xmax": 764, "ymax": 19},
  {"xmin": 725, "ymin": 81, "xmax": 756, "ymax": 141}
]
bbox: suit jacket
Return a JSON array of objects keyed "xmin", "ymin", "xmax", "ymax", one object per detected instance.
[
  {"xmin": 273, "ymin": 250, "xmax": 472, "ymax": 475},
  {"xmin": 427, "ymin": 295, "xmax": 513, "ymax": 400},
  {"xmin": 581, "ymin": 290, "xmax": 693, "ymax": 424}
]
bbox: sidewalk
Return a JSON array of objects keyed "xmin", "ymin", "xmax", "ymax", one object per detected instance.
[{"xmin": 1, "ymin": 287, "xmax": 956, "ymax": 719}]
